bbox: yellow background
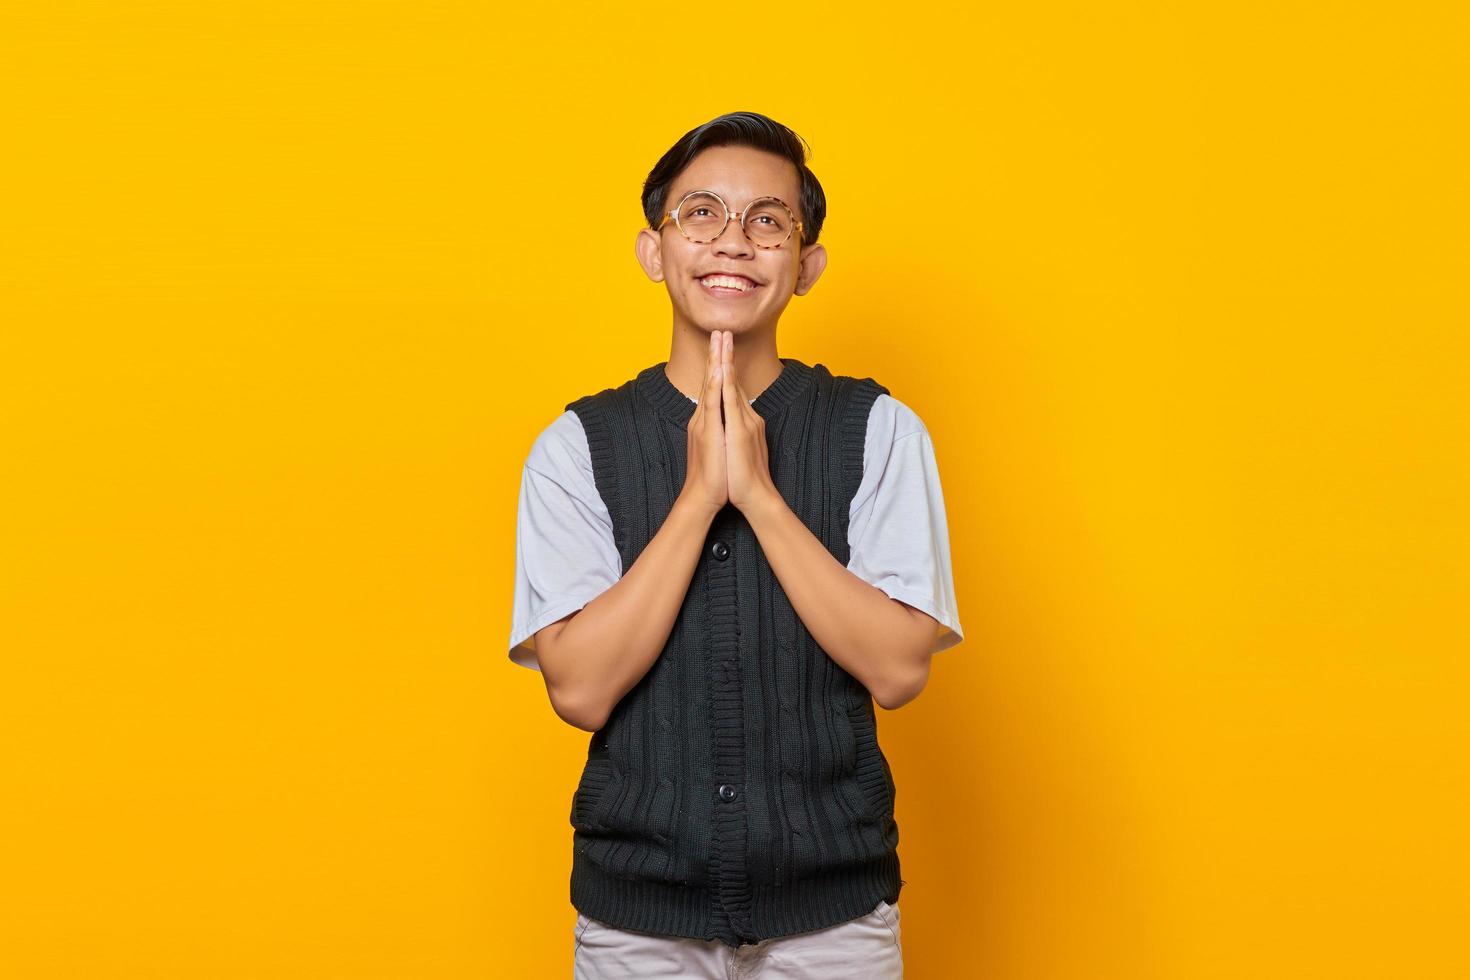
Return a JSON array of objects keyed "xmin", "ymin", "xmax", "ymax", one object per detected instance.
[{"xmin": 3, "ymin": 1, "xmax": 1467, "ymax": 976}]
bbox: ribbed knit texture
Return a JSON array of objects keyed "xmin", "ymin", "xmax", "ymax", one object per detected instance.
[{"xmin": 564, "ymin": 357, "xmax": 900, "ymax": 949}]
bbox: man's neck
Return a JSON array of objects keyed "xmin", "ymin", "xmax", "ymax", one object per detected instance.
[{"xmin": 664, "ymin": 329, "xmax": 783, "ymax": 403}]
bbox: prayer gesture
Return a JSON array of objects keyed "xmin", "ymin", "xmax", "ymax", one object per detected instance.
[
  {"xmin": 681, "ymin": 330, "xmax": 778, "ymax": 518},
  {"xmin": 717, "ymin": 330, "xmax": 777, "ymax": 513}
]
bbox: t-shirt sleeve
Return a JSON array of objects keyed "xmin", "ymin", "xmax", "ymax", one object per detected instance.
[
  {"xmin": 847, "ymin": 394, "xmax": 965, "ymax": 655},
  {"xmin": 507, "ymin": 410, "xmax": 622, "ymax": 672}
]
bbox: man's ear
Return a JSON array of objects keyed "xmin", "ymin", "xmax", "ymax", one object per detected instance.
[
  {"xmin": 793, "ymin": 242, "xmax": 827, "ymax": 296},
  {"xmin": 634, "ymin": 227, "xmax": 665, "ymax": 283}
]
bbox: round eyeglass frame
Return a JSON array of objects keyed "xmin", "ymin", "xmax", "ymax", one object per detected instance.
[{"xmin": 656, "ymin": 189, "xmax": 804, "ymax": 249}]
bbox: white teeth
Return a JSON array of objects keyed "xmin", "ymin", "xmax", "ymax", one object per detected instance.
[{"xmin": 701, "ymin": 275, "xmax": 753, "ymax": 291}]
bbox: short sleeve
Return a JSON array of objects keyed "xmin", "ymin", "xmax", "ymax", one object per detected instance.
[
  {"xmin": 847, "ymin": 394, "xmax": 965, "ymax": 655},
  {"xmin": 507, "ymin": 410, "xmax": 622, "ymax": 671}
]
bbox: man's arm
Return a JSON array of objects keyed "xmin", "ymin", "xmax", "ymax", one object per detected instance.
[
  {"xmin": 742, "ymin": 493, "xmax": 937, "ymax": 710},
  {"xmin": 536, "ymin": 333, "xmax": 731, "ymax": 732},
  {"xmin": 534, "ymin": 490, "xmax": 717, "ymax": 732}
]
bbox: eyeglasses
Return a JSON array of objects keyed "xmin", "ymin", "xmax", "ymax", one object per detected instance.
[{"xmin": 657, "ymin": 189, "xmax": 803, "ymax": 249}]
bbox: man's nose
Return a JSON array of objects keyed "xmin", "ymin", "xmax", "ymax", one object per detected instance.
[{"xmin": 711, "ymin": 213, "xmax": 755, "ymax": 257}]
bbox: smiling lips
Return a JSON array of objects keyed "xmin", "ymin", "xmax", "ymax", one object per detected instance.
[{"xmin": 698, "ymin": 273, "xmax": 760, "ymax": 296}]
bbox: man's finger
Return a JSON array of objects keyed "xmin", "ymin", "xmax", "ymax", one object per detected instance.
[
  {"xmin": 702, "ymin": 330, "xmax": 723, "ymax": 411},
  {"xmin": 720, "ymin": 330, "xmax": 739, "ymax": 427}
]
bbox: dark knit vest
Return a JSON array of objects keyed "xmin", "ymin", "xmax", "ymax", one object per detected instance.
[{"xmin": 563, "ymin": 356, "xmax": 902, "ymax": 949}]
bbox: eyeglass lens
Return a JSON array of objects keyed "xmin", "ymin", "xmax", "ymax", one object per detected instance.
[{"xmin": 676, "ymin": 191, "xmax": 795, "ymax": 247}]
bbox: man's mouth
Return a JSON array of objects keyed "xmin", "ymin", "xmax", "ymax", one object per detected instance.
[{"xmin": 697, "ymin": 274, "xmax": 761, "ymax": 295}]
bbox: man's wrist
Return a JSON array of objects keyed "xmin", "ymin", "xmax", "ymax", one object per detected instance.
[
  {"xmin": 673, "ymin": 488, "xmax": 723, "ymax": 526},
  {"xmin": 740, "ymin": 485, "xmax": 789, "ymax": 530}
]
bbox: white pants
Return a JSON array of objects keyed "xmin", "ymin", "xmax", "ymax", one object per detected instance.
[{"xmin": 572, "ymin": 899, "xmax": 903, "ymax": 979}]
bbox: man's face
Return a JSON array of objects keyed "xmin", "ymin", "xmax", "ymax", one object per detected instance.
[{"xmin": 635, "ymin": 144, "xmax": 827, "ymax": 336}]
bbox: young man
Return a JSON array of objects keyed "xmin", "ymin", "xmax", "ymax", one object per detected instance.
[{"xmin": 508, "ymin": 112, "xmax": 963, "ymax": 978}]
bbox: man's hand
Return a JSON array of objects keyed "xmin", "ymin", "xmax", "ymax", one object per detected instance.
[
  {"xmin": 719, "ymin": 331, "xmax": 781, "ymax": 515},
  {"xmin": 680, "ymin": 330, "xmax": 730, "ymax": 518}
]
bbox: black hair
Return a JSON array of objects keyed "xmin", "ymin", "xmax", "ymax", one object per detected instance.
[{"xmin": 641, "ymin": 111, "xmax": 827, "ymax": 246}]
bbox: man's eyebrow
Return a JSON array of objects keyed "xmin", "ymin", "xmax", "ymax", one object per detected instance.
[{"xmin": 672, "ymin": 188, "xmax": 790, "ymax": 206}]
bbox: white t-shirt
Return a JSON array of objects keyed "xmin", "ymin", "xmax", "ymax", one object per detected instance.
[{"xmin": 508, "ymin": 392, "xmax": 963, "ymax": 671}]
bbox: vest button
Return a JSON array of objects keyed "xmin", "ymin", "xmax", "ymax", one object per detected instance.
[
  {"xmin": 710, "ymin": 540, "xmax": 730, "ymax": 561},
  {"xmin": 717, "ymin": 783, "xmax": 737, "ymax": 801}
]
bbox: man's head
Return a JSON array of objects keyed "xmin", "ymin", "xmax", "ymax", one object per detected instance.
[{"xmin": 635, "ymin": 111, "xmax": 828, "ymax": 338}]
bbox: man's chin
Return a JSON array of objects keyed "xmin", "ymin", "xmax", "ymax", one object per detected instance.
[{"xmin": 679, "ymin": 306, "xmax": 757, "ymax": 334}]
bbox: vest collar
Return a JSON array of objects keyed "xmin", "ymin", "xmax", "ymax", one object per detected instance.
[{"xmin": 637, "ymin": 356, "xmax": 813, "ymax": 428}]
